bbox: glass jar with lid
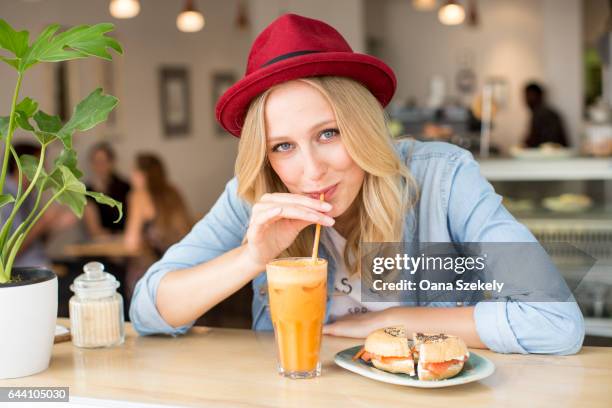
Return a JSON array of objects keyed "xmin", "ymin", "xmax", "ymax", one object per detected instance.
[{"xmin": 69, "ymin": 261, "xmax": 125, "ymax": 348}]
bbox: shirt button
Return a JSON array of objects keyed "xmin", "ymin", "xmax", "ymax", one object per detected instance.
[
  {"xmin": 259, "ymin": 286, "xmax": 267, "ymax": 296},
  {"xmin": 456, "ymin": 301, "xmax": 464, "ymax": 307}
]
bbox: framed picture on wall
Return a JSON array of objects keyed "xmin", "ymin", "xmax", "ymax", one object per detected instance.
[
  {"xmin": 212, "ymin": 71, "xmax": 237, "ymax": 136},
  {"xmin": 159, "ymin": 66, "xmax": 192, "ymax": 137}
]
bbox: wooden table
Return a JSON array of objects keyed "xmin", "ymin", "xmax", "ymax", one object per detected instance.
[{"xmin": 1, "ymin": 319, "xmax": 611, "ymax": 407}]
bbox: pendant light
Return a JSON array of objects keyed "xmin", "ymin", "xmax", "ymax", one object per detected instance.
[
  {"xmin": 109, "ymin": 0, "xmax": 141, "ymax": 19},
  {"xmin": 412, "ymin": 0, "xmax": 437, "ymax": 11},
  {"xmin": 438, "ymin": 0, "xmax": 465, "ymax": 26},
  {"xmin": 177, "ymin": 0, "xmax": 205, "ymax": 33}
]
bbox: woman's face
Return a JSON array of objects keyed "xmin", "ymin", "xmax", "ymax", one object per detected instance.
[
  {"xmin": 264, "ymin": 81, "xmax": 365, "ymax": 218},
  {"xmin": 91, "ymin": 150, "xmax": 113, "ymax": 179}
]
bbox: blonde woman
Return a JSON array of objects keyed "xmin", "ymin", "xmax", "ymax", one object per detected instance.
[{"xmin": 130, "ymin": 14, "xmax": 584, "ymax": 355}]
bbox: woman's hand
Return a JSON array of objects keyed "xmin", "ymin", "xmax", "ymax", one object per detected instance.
[
  {"xmin": 245, "ymin": 193, "xmax": 334, "ymax": 268},
  {"xmin": 322, "ymin": 309, "xmax": 394, "ymax": 338}
]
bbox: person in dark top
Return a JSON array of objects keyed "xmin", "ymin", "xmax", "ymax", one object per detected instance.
[
  {"xmin": 523, "ymin": 82, "xmax": 569, "ymax": 148},
  {"xmin": 84, "ymin": 142, "xmax": 130, "ymax": 236}
]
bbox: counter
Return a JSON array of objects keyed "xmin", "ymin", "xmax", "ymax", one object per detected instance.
[
  {"xmin": 1, "ymin": 319, "xmax": 611, "ymax": 407},
  {"xmin": 477, "ymin": 157, "xmax": 612, "ymax": 181}
]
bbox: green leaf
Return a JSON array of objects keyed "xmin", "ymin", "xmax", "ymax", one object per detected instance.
[
  {"xmin": 0, "ymin": 193, "xmax": 15, "ymax": 209},
  {"xmin": 15, "ymin": 111, "xmax": 34, "ymax": 131},
  {"xmin": 54, "ymin": 148, "xmax": 82, "ymax": 179},
  {"xmin": 64, "ymin": 23, "xmax": 122, "ymax": 60},
  {"xmin": 0, "ymin": 116, "xmax": 8, "ymax": 139},
  {"xmin": 34, "ymin": 131, "xmax": 57, "ymax": 146},
  {"xmin": 20, "ymin": 154, "xmax": 46, "ymax": 182},
  {"xmin": 14, "ymin": 97, "xmax": 39, "ymax": 132},
  {"xmin": 31, "ymin": 111, "xmax": 62, "ymax": 146},
  {"xmin": 33, "ymin": 110, "xmax": 62, "ymax": 133},
  {"xmin": 20, "ymin": 153, "xmax": 51, "ymax": 191},
  {"xmin": 19, "ymin": 24, "xmax": 64, "ymax": 71},
  {"xmin": 21, "ymin": 23, "xmax": 122, "ymax": 71},
  {"xmin": 16, "ymin": 97, "xmax": 38, "ymax": 117},
  {"xmin": 0, "ymin": 55, "xmax": 19, "ymax": 69},
  {"xmin": 85, "ymin": 191, "xmax": 123, "ymax": 223},
  {"xmin": 0, "ymin": 19, "xmax": 29, "ymax": 58},
  {"xmin": 46, "ymin": 167, "xmax": 63, "ymax": 190},
  {"xmin": 53, "ymin": 165, "xmax": 87, "ymax": 217},
  {"xmin": 57, "ymin": 88, "xmax": 118, "ymax": 149},
  {"xmin": 60, "ymin": 165, "xmax": 85, "ymax": 191}
]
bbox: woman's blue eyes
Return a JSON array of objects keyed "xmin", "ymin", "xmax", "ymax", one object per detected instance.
[
  {"xmin": 273, "ymin": 142, "xmax": 292, "ymax": 152},
  {"xmin": 320, "ymin": 128, "xmax": 338, "ymax": 140},
  {"xmin": 271, "ymin": 128, "xmax": 339, "ymax": 153}
]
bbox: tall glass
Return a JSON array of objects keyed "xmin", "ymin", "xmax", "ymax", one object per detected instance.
[{"xmin": 266, "ymin": 257, "xmax": 327, "ymax": 379}]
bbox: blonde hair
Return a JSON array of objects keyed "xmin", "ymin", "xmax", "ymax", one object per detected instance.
[{"xmin": 235, "ymin": 76, "xmax": 418, "ymax": 275}]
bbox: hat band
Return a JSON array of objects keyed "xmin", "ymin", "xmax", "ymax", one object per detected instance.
[{"xmin": 261, "ymin": 50, "xmax": 321, "ymax": 68}]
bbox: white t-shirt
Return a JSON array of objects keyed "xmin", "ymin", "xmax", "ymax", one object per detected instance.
[{"xmin": 322, "ymin": 227, "xmax": 402, "ymax": 322}]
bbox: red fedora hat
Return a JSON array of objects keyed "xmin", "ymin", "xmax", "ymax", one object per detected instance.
[{"xmin": 215, "ymin": 13, "xmax": 397, "ymax": 137}]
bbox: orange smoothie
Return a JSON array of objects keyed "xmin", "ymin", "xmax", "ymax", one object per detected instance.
[{"xmin": 266, "ymin": 258, "xmax": 327, "ymax": 378}]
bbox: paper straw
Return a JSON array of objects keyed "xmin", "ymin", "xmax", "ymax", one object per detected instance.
[{"xmin": 311, "ymin": 193, "xmax": 325, "ymax": 262}]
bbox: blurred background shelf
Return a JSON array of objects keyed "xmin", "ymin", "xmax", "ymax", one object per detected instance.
[
  {"xmin": 586, "ymin": 318, "xmax": 612, "ymax": 338},
  {"xmin": 514, "ymin": 206, "xmax": 612, "ymax": 221},
  {"xmin": 483, "ymin": 161, "xmax": 612, "ymax": 340},
  {"xmin": 479, "ymin": 157, "xmax": 612, "ymax": 181}
]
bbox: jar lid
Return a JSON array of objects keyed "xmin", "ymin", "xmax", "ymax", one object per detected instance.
[{"xmin": 70, "ymin": 262, "xmax": 120, "ymax": 299}]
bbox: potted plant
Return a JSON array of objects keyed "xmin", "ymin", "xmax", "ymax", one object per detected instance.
[{"xmin": 0, "ymin": 19, "xmax": 123, "ymax": 379}]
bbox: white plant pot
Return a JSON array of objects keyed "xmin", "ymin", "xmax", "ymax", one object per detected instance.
[{"xmin": 0, "ymin": 268, "xmax": 57, "ymax": 379}]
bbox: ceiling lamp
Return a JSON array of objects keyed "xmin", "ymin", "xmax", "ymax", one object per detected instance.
[
  {"xmin": 438, "ymin": 0, "xmax": 465, "ymax": 25},
  {"xmin": 412, "ymin": 0, "xmax": 437, "ymax": 11},
  {"xmin": 177, "ymin": 0, "xmax": 205, "ymax": 33},
  {"xmin": 109, "ymin": 0, "xmax": 140, "ymax": 19}
]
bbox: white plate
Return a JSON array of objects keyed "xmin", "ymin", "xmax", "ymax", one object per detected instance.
[{"xmin": 334, "ymin": 345, "xmax": 495, "ymax": 388}]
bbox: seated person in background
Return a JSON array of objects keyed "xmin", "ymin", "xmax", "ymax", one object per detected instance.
[
  {"xmin": 1, "ymin": 143, "xmax": 76, "ymax": 268},
  {"xmin": 124, "ymin": 153, "xmax": 192, "ymax": 298},
  {"xmin": 523, "ymin": 82, "xmax": 569, "ymax": 148},
  {"xmin": 83, "ymin": 142, "xmax": 130, "ymax": 237}
]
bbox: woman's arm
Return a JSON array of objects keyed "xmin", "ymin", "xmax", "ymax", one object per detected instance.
[
  {"xmin": 129, "ymin": 179, "xmax": 249, "ymax": 336},
  {"xmin": 324, "ymin": 146, "xmax": 584, "ymax": 355},
  {"xmin": 124, "ymin": 191, "xmax": 146, "ymax": 251},
  {"xmin": 83, "ymin": 202, "xmax": 108, "ymax": 238},
  {"xmin": 387, "ymin": 306, "xmax": 486, "ymax": 348},
  {"xmin": 129, "ymin": 178, "xmax": 333, "ymax": 336},
  {"xmin": 445, "ymin": 148, "xmax": 584, "ymax": 354},
  {"xmin": 323, "ymin": 307, "xmax": 486, "ymax": 348},
  {"xmin": 157, "ymin": 192, "xmax": 335, "ymax": 328},
  {"xmin": 156, "ymin": 244, "xmax": 264, "ymax": 327}
]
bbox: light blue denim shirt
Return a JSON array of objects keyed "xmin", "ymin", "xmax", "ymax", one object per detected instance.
[{"xmin": 130, "ymin": 139, "xmax": 585, "ymax": 355}]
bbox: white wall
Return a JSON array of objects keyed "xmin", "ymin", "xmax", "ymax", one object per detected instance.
[
  {"xmin": 542, "ymin": 0, "xmax": 583, "ymax": 147},
  {"xmin": 366, "ymin": 0, "xmax": 583, "ymax": 150},
  {"xmin": 250, "ymin": 0, "xmax": 365, "ymax": 52}
]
